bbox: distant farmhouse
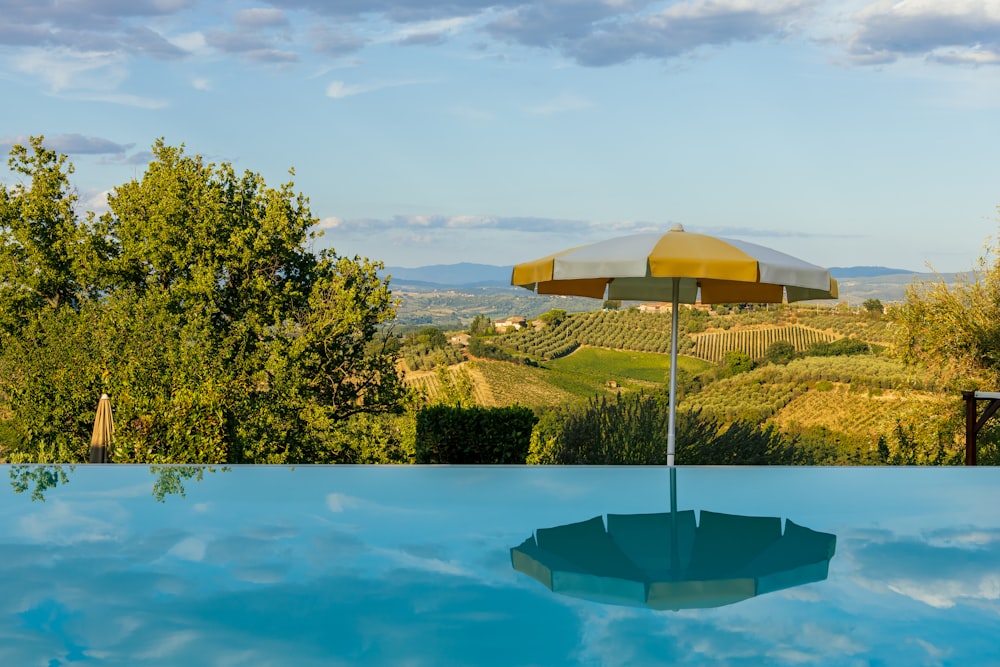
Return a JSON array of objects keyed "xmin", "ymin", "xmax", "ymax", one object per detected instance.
[
  {"xmin": 494, "ymin": 316, "xmax": 526, "ymax": 332},
  {"xmin": 638, "ymin": 301, "xmax": 712, "ymax": 313}
]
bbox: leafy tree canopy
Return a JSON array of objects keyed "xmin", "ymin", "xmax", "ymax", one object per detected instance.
[
  {"xmin": 762, "ymin": 340, "xmax": 796, "ymax": 366},
  {"xmin": 468, "ymin": 314, "xmax": 495, "ymax": 336},
  {"xmin": 893, "ymin": 227, "xmax": 1000, "ymax": 388},
  {"xmin": 0, "ymin": 137, "xmax": 406, "ymax": 463},
  {"xmin": 862, "ymin": 298, "xmax": 884, "ymax": 315},
  {"xmin": 720, "ymin": 349, "xmax": 755, "ymax": 377}
]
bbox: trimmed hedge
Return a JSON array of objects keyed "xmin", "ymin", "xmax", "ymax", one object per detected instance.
[{"xmin": 415, "ymin": 405, "xmax": 537, "ymax": 464}]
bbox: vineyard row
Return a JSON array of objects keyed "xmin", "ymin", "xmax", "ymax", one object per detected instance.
[{"xmin": 691, "ymin": 326, "xmax": 838, "ymax": 363}]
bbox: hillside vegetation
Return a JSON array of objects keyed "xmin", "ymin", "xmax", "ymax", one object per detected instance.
[{"xmin": 401, "ymin": 304, "xmax": 979, "ymax": 463}]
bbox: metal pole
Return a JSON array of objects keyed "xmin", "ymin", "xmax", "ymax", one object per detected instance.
[
  {"xmin": 667, "ymin": 279, "xmax": 680, "ymax": 467},
  {"xmin": 669, "ymin": 466, "xmax": 677, "ymax": 514},
  {"xmin": 669, "ymin": 466, "xmax": 679, "ymax": 576}
]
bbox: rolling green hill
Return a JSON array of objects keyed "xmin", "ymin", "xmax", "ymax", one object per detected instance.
[{"xmin": 403, "ymin": 304, "xmax": 964, "ymax": 460}]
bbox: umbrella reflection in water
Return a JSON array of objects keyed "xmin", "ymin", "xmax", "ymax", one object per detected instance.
[{"xmin": 511, "ymin": 469, "xmax": 836, "ymax": 610}]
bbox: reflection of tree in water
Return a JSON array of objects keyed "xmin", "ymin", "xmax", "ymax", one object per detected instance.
[
  {"xmin": 151, "ymin": 466, "xmax": 229, "ymax": 503},
  {"xmin": 8, "ymin": 464, "xmax": 228, "ymax": 502},
  {"xmin": 9, "ymin": 465, "xmax": 74, "ymax": 502}
]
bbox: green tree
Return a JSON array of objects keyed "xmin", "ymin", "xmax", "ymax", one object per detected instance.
[
  {"xmin": 0, "ymin": 137, "xmax": 111, "ymax": 333},
  {"xmin": 862, "ymin": 298, "xmax": 884, "ymax": 315},
  {"xmin": 0, "ymin": 138, "xmax": 406, "ymax": 463},
  {"xmin": 893, "ymin": 232, "xmax": 1000, "ymax": 387},
  {"xmin": 468, "ymin": 314, "xmax": 495, "ymax": 336},
  {"xmin": 408, "ymin": 326, "xmax": 448, "ymax": 348},
  {"xmin": 433, "ymin": 364, "xmax": 476, "ymax": 407},
  {"xmin": 537, "ymin": 308, "xmax": 567, "ymax": 326},
  {"xmin": 762, "ymin": 340, "xmax": 796, "ymax": 365},
  {"xmin": 720, "ymin": 350, "xmax": 755, "ymax": 377}
]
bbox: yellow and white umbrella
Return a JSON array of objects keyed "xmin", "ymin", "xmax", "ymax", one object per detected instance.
[{"xmin": 511, "ymin": 224, "xmax": 838, "ymax": 464}]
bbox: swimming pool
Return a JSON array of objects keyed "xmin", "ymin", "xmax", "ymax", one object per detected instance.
[{"xmin": 2, "ymin": 465, "xmax": 998, "ymax": 665}]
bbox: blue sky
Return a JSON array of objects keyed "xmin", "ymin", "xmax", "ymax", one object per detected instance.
[{"xmin": 2, "ymin": 0, "xmax": 1000, "ymax": 272}]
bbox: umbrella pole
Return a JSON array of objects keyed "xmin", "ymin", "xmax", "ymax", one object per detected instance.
[
  {"xmin": 667, "ymin": 280, "xmax": 680, "ymax": 466},
  {"xmin": 669, "ymin": 466, "xmax": 677, "ymax": 514}
]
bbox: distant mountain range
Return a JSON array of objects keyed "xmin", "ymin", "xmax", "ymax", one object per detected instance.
[
  {"xmin": 384, "ymin": 263, "xmax": 920, "ymax": 287},
  {"xmin": 827, "ymin": 266, "xmax": 916, "ymax": 278},
  {"xmin": 384, "ymin": 263, "xmax": 513, "ymax": 287},
  {"xmin": 381, "ymin": 263, "xmax": 964, "ymax": 306}
]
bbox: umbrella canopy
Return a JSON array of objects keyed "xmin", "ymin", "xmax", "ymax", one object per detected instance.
[
  {"xmin": 89, "ymin": 394, "xmax": 114, "ymax": 463},
  {"xmin": 511, "ymin": 225, "xmax": 838, "ymax": 464},
  {"xmin": 511, "ymin": 225, "xmax": 838, "ymax": 304},
  {"xmin": 511, "ymin": 509, "xmax": 837, "ymax": 610}
]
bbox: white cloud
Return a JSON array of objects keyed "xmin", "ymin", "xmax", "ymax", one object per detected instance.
[
  {"xmin": 16, "ymin": 499, "xmax": 124, "ymax": 545},
  {"xmin": 373, "ymin": 546, "xmax": 476, "ymax": 577},
  {"xmin": 134, "ymin": 629, "xmax": 200, "ymax": 660},
  {"xmin": 932, "ymin": 49, "xmax": 1000, "ymax": 66},
  {"xmin": 388, "ymin": 16, "xmax": 475, "ymax": 45},
  {"xmin": 488, "ymin": 0, "xmax": 817, "ymax": 67},
  {"xmin": 14, "ymin": 47, "xmax": 127, "ymax": 93},
  {"xmin": 78, "ymin": 91, "xmax": 169, "ymax": 109},
  {"xmin": 326, "ymin": 80, "xmax": 368, "ymax": 98},
  {"xmin": 317, "ymin": 216, "xmax": 343, "ymax": 228},
  {"xmin": 847, "ymin": 0, "xmax": 1000, "ymax": 65},
  {"xmin": 325, "ymin": 78, "xmax": 435, "ymax": 98},
  {"xmin": 171, "ymin": 30, "xmax": 208, "ymax": 53},
  {"xmin": 164, "ymin": 536, "xmax": 207, "ymax": 562},
  {"xmin": 82, "ymin": 189, "xmax": 112, "ymax": 213},
  {"xmin": 235, "ymin": 8, "xmax": 291, "ymax": 30},
  {"xmin": 9, "ymin": 46, "xmax": 168, "ymax": 107},
  {"xmin": 445, "ymin": 214, "xmax": 499, "ymax": 228},
  {"xmin": 192, "ymin": 76, "xmax": 212, "ymax": 91},
  {"xmin": 528, "ymin": 93, "xmax": 592, "ymax": 115},
  {"xmin": 848, "ymin": 527, "xmax": 1000, "ymax": 610},
  {"xmin": 887, "ymin": 573, "xmax": 1000, "ymax": 609},
  {"xmin": 326, "ymin": 492, "xmax": 363, "ymax": 512}
]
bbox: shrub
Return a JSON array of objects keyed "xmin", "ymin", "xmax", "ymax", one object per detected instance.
[
  {"xmin": 807, "ymin": 337, "xmax": 871, "ymax": 357},
  {"xmin": 415, "ymin": 405, "xmax": 537, "ymax": 464},
  {"xmin": 529, "ymin": 392, "xmax": 800, "ymax": 465}
]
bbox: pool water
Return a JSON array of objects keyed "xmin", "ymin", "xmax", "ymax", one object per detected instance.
[{"xmin": 1, "ymin": 465, "xmax": 998, "ymax": 666}]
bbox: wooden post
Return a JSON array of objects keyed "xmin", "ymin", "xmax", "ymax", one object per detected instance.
[
  {"xmin": 965, "ymin": 391, "xmax": 977, "ymax": 466},
  {"xmin": 963, "ymin": 391, "xmax": 1000, "ymax": 466}
]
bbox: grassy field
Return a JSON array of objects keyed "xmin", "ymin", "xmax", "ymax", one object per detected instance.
[
  {"xmin": 545, "ymin": 346, "xmax": 710, "ymax": 384},
  {"xmin": 404, "ymin": 347, "xmax": 711, "ymax": 409}
]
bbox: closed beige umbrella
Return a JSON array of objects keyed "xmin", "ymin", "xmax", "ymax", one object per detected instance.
[{"xmin": 89, "ymin": 393, "xmax": 114, "ymax": 463}]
